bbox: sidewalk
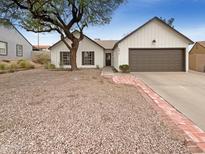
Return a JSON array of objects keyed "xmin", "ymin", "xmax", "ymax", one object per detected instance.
[{"xmin": 101, "ymin": 67, "xmax": 115, "ymax": 78}]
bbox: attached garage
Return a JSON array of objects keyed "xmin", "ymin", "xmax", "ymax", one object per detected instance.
[
  {"xmin": 113, "ymin": 17, "xmax": 194, "ymax": 72},
  {"xmin": 129, "ymin": 48, "xmax": 186, "ymax": 72}
]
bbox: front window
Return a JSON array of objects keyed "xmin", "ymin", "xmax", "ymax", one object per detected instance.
[
  {"xmin": 60, "ymin": 51, "xmax": 70, "ymax": 65},
  {"xmin": 0, "ymin": 41, "xmax": 8, "ymax": 56},
  {"xmin": 82, "ymin": 51, "xmax": 94, "ymax": 65},
  {"xmin": 16, "ymin": 44, "xmax": 23, "ymax": 57}
]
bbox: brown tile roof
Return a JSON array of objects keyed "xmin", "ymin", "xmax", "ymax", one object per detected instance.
[
  {"xmin": 94, "ymin": 40, "xmax": 118, "ymax": 49},
  {"xmin": 198, "ymin": 41, "xmax": 205, "ymax": 48}
]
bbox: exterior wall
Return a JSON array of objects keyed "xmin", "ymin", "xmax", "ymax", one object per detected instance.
[
  {"xmin": 51, "ymin": 36, "xmax": 104, "ymax": 68},
  {"xmin": 0, "ymin": 25, "xmax": 32, "ymax": 60},
  {"xmin": 189, "ymin": 54, "xmax": 205, "ymax": 72},
  {"xmin": 116, "ymin": 20, "xmax": 191, "ymax": 71},
  {"xmin": 189, "ymin": 54, "xmax": 197, "ymax": 70},
  {"xmin": 113, "ymin": 47, "xmax": 119, "ymax": 70},
  {"xmin": 104, "ymin": 49, "xmax": 114, "ymax": 66}
]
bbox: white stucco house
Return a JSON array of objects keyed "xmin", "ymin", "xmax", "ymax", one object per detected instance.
[
  {"xmin": 0, "ymin": 22, "xmax": 32, "ymax": 60},
  {"xmin": 50, "ymin": 17, "xmax": 193, "ymax": 72}
]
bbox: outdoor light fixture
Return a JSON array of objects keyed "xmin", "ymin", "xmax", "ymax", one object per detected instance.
[{"xmin": 152, "ymin": 39, "xmax": 156, "ymax": 44}]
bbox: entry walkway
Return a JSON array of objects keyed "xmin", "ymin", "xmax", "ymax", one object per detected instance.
[{"xmin": 101, "ymin": 67, "xmax": 115, "ymax": 77}]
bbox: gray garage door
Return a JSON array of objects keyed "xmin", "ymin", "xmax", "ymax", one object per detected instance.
[{"xmin": 129, "ymin": 49, "xmax": 185, "ymax": 72}]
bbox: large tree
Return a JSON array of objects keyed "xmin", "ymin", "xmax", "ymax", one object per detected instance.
[{"xmin": 0, "ymin": 0, "xmax": 125, "ymax": 70}]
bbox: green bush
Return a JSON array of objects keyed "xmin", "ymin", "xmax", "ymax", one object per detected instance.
[
  {"xmin": 45, "ymin": 63, "xmax": 55, "ymax": 69},
  {"xmin": 119, "ymin": 64, "xmax": 130, "ymax": 73},
  {"xmin": 0, "ymin": 63, "xmax": 6, "ymax": 70}
]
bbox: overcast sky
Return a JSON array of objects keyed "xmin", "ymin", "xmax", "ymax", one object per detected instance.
[{"xmin": 19, "ymin": 0, "xmax": 205, "ymax": 46}]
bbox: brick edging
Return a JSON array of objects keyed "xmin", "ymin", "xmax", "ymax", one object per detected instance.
[{"xmin": 103, "ymin": 74, "xmax": 205, "ymax": 153}]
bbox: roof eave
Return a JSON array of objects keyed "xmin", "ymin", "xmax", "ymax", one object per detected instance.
[{"xmin": 0, "ymin": 21, "xmax": 33, "ymax": 47}]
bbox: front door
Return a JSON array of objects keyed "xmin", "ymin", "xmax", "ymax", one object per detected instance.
[{"xmin": 106, "ymin": 53, "xmax": 111, "ymax": 66}]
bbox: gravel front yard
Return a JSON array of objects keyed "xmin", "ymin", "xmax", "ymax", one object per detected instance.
[{"xmin": 0, "ymin": 69, "xmax": 190, "ymax": 153}]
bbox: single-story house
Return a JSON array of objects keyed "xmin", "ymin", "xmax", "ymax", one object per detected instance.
[
  {"xmin": 33, "ymin": 45, "xmax": 50, "ymax": 52},
  {"xmin": 189, "ymin": 41, "xmax": 205, "ymax": 72},
  {"xmin": 50, "ymin": 17, "xmax": 193, "ymax": 72},
  {"xmin": 0, "ymin": 22, "xmax": 32, "ymax": 60}
]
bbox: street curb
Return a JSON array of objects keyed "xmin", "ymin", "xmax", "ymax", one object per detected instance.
[{"xmin": 103, "ymin": 74, "xmax": 205, "ymax": 153}]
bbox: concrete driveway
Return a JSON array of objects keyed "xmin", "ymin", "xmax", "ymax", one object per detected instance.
[{"xmin": 133, "ymin": 71, "xmax": 205, "ymax": 131}]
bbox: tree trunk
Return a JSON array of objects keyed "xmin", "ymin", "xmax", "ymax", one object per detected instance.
[{"xmin": 70, "ymin": 40, "xmax": 79, "ymax": 71}]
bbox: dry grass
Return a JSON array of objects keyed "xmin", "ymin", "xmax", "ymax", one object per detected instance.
[
  {"xmin": 0, "ymin": 59, "xmax": 36, "ymax": 74},
  {"xmin": 32, "ymin": 51, "xmax": 50, "ymax": 64}
]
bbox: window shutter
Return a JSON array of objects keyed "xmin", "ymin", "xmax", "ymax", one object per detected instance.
[
  {"xmin": 82, "ymin": 52, "xmax": 84, "ymax": 65},
  {"xmin": 92, "ymin": 52, "xmax": 94, "ymax": 65}
]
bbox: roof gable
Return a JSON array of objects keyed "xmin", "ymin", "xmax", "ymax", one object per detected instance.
[
  {"xmin": 189, "ymin": 42, "xmax": 205, "ymax": 54},
  {"xmin": 198, "ymin": 41, "xmax": 205, "ymax": 48},
  {"xmin": 113, "ymin": 17, "xmax": 194, "ymax": 49},
  {"xmin": 49, "ymin": 31, "xmax": 105, "ymax": 50},
  {"xmin": 94, "ymin": 40, "xmax": 118, "ymax": 49},
  {"xmin": 0, "ymin": 20, "xmax": 32, "ymax": 47}
]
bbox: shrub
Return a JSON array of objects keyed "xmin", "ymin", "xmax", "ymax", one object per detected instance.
[
  {"xmin": 0, "ymin": 63, "xmax": 6, "ymax": 70},
  {"xmin": 32, "ymin": 52, "xmax": 50, "ymax": 64},
  {"xmin": 119, "ymin": 64, "xmax": 130, "ymax": 73},
  {"xmin": 18, "ymin": 60, "xmax": 35, "ymax": 69},
  {"xmin": 9, "ymin": 63, "xmax": 17, "ymax": 72},
  {"xmin": 49, "ymin": 64, "xmax": 56, "ymax": 69},
  {"xmin": 2, "ymin": 59, "xmax": 10, "ymax": 63},
  {"xmin": 44, "ymin": 63, "xmax": 55, "ymax": 70},
  {"xmin": 18, "ymin": 60, "xmax": 27, "ymax": 68},
  {"xmin": 96, "ymin": 65, "xmax": 100, "ymax": 69},
  {"xmin": 17, "ymin": 59, "xmax": 26, "ymax": 65},
  {"xmin": 25, "ymin": 62, "xmax": 35, "ymax": 69}
]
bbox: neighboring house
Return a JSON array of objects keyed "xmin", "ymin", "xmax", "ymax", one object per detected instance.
[
  {"xmin": 189, "ymin": 41, "xmax": 205, "ymax": 72},
  {"xmin": 50, "ymin": 17, "xmax": 193, "ymax": 72},
  {"xmin": 33, "ymin": 45, "xmax": 50, "ymax": 52},
  {"xmin": 0, "ymin": 22, "xmax": 32, "ymax": 60}
]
